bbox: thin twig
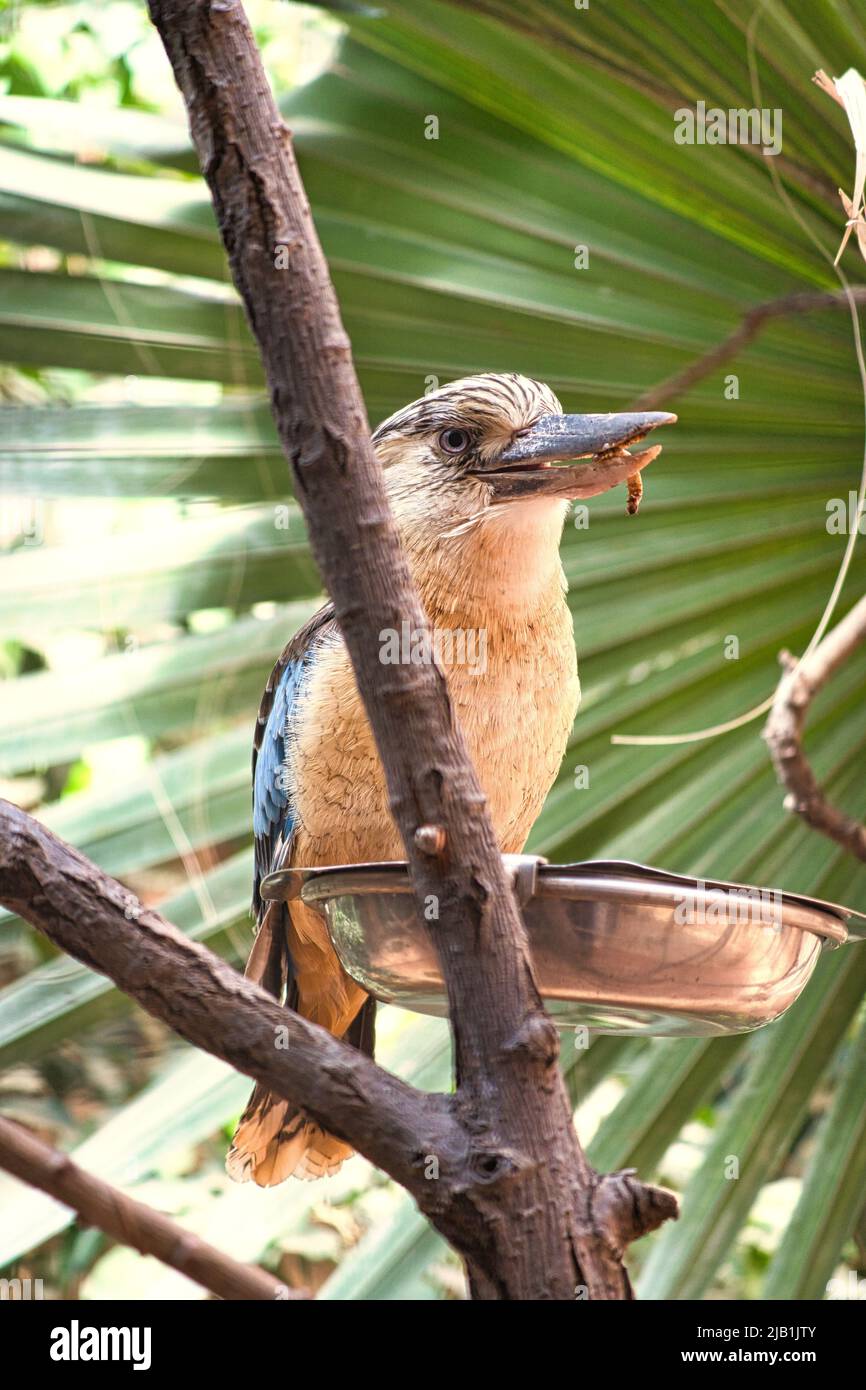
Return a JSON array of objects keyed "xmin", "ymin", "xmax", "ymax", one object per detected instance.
[
  {"xmin": 0, "ymin": 1116, "xmax": 303, "ymax": 1301},
  {"xmin": 813, "ymin": 69, "xmax": 847, "ymax": 110},
  {"xmin": 615, "ymin": 284, "xmax": 866, "ymax": 747},
  {"xmin": 763, "ymin": 594, "xmax": 866, "ymax": 860},
  {"xmin": 631, "ymin": 288, "xmax": 866, "ymax": 411}
]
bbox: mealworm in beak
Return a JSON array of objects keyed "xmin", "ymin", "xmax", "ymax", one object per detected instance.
[{"xmin": 626, "ymin": 471, "xmax": 643, "ymax": 515}]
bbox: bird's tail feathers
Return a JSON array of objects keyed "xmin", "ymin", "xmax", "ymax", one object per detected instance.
[
  {"xmin": 226, "ymin": 996, "xmax": 376, "ymax": 1186},
  {"xmin": 226, "ymin": 1092, "xmax": 353, "ymax": 1184}
]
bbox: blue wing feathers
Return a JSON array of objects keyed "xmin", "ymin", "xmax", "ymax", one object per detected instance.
[
  {"xmin": 250, "ymin": 602, "xmax": 336, "ymax": 923},
  {"xmin": 252, "ymin": 658, "xmax": 302, "ymax": 841}
]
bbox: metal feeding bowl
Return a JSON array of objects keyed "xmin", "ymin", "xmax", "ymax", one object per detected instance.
[{"xmin": 260, "ymin": 856, "xmax": 866, "ymax": 1038}]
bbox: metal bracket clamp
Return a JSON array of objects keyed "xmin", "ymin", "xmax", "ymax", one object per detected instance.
[{"xmin": 503, "ymin": 853, "xmax": 548, "ymax": 906}]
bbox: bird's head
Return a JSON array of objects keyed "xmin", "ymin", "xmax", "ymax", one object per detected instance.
[{"xmin": 373, "ymin": 373, "xmax": 675, "ymax": 546}]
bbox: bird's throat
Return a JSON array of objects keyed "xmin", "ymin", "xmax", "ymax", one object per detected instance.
[{"xmin": 404, "ymin": 493, "xmax": 570, "ymax": 629}]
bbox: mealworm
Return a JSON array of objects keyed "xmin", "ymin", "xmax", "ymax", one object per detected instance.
[{"xmin": 626, "ymin": 471, "xmax": 643, "ymax": 515}]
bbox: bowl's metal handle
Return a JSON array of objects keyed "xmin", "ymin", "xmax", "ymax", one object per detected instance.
[
  {"xmin": 502, "ymin": 853, "xmax": 547, "ymax": 905},
  {"xmin": 259, "ymin": 865, "xmax": 331, "ymax": 903},
  {"xmin": 259, "ymin": 854, "xmax": 548, "ymax": 910}
]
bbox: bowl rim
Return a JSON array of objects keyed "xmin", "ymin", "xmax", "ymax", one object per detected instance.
[{"xmin": 261, "ymin": 856, "xmax": 860, "ymax": 947}]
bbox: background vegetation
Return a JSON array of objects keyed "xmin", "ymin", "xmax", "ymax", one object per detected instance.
[{"xmin": 1, "ymin": 0, "xmax": 865, "ymax": 1299}]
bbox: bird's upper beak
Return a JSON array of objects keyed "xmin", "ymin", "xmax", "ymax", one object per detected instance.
[{"xmin": 471, "ymin": 410, "xmax": 677, "ymax": 501}]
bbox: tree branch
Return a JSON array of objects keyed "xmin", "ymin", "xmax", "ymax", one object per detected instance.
[
  {"xmin": 0, "ymin": 799, "xmax": 676, "ymax": 1293},
  {"xmin": 0, "ymin": 800, "xmax": 459, "ymax": 1195},
  {"xmin": 137, "ymin": 0, "xmax": 677, "ymax": 1297},
  {"xmin": 763, "ymin": 595, "xmax": 866, "ymax": 861},
  {"xmin": 0, "ymin": 1116, "xmax": 301, "ymax": 1301},
  {"xmin": 631, "ymin": 288, "xmax": 866, "ymax": 410}
]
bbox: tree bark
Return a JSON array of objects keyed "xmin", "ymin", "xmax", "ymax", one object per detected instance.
[
  {"xmin": 0, "ymin": 1115, "xmax": 302, "ymax": 1301},
  {"xmin": 145, "ymin": 0, "xmax": 678, "ymax": 1299},
  {"xmin": 0, "ymin": 0, "xmax": 679, "ymax": 1299},
  {"xmin": 764, "ymin": 595, "xmax": 866, "ymax": 861},
  {"xmin": 0, "ymin": 799, "xmax": 677, "ymax": 1295}
]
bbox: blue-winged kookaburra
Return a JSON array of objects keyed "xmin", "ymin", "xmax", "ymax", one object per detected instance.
[{"xmin": 227, "ymin": 373, "xmax": 674, "ymax": 1184}]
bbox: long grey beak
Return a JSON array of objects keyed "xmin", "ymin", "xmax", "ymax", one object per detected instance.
[
  {"xmin": 473, "ymin": 410, "xmax": 677, "ymax": 501},
  {"xmin": 498, "ymin": 411, "xmax": 676, "ymax": 466}
]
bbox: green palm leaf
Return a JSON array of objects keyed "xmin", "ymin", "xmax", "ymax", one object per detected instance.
[{"xmin": 1, "ymin": 0, "xmax": 865, "ymax": 1299}]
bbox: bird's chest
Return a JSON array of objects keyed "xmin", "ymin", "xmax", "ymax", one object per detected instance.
[
  {"xmin": 450, "ymin": 615, "xmax": 579, "ymax": 848},
  {"xmin": 291, "ymin": 601, "xmax": 579, "ymax": 864}
]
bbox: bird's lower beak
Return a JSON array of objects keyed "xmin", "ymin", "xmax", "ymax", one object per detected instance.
[{"xmin": 472, "ymin": 410, "xmax": 677, "ymax": 501}]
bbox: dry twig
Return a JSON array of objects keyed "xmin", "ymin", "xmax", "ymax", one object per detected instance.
[
  {"xmin": 764, "ymin": 595, "xmax": 866, "ymax": 861},
  {"xmin": 0, "ymin": 1115, "xmax": 302, "ymax": 1300}
]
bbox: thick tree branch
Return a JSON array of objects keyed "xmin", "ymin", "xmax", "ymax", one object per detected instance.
[
  {"xmin": 0, "ymin": 801, "xmax": 458, "ymax": 1193},
  {"xmin": 0, "ymin": 1116, "xmax": 301, "ymax": 1301},
  {"xmin": 763, "ymin": 595, "xmax": 866, "ymax": 860},
  {"xmin": 137, "ymin": 0, "xmax": 677, "ymax": 1297},
  {"xmin": 0, "ymin": 799, "xmax": 676, "ymax": 1291}
]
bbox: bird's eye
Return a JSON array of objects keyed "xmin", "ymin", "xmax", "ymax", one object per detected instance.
[{"xmin": 438, "ymin": 427, "xmax": 471, "ymax": 455}]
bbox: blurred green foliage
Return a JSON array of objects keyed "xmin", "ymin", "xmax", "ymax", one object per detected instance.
[{"xmin": 0, "ymin": 0, "xmax": 865, "ymax": 1300}]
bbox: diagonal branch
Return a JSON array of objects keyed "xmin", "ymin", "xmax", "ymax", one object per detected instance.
[
  {"xmin": 763, "ymin": 595, "xmax": 866, "ymax": 861},
  {"xmin": 144, "ymin": 0, "xmax": 537, "ymax": 1118},
  {"xmin": 0, "ymin": 1116, "xmax": 302, "ymax": 1301},
  {"xmin": 140, "ymin": 0, "xmax": 678, "ymax": 1299},
  {"xmin": 0, "ymin": 797, "xmax": 676, "ymax": 1286},
  {"xmin": 631, "ymin": 288, "xmax": 866, "ymax": 411},
  {"xmin": 0, "ymin": 799, "xmax": 460, "ymax": 1196}
]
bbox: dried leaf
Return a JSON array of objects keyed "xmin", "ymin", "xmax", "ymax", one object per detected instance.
[{"xmin": 814, "ymin": 67, "xmax": 866, "ymax": 264}]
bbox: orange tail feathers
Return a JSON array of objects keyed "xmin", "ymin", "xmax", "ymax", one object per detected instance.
[{"xmin": 226, "ymin": 996, "xmax": 376, "ymax": 1186}]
